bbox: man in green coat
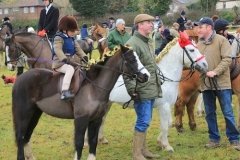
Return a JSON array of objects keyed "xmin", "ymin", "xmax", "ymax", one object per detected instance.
[
  {"xmin": 107, "ymin": 18, "xmax": 130, "ymax": 51},
  {"xmin": 124, "ymin": 14, "xmax": 162, "ymax": 160}
]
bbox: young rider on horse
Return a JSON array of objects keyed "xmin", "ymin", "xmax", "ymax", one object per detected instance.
[
  {"xmin": 214, "ymin": 18, "xmax": 234, "ymax": 45},
  {"xmin": 52, "ymin": 15, "xmax": 88, "ymax": 100},
  {"xmin": 80, "ymin": 23, "xmax": 94, "ymax": 49}
]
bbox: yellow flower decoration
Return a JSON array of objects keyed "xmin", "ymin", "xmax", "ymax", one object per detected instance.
[{"xmin": 155, "ymin": 38, "xmax": 178, "ymax": 63}]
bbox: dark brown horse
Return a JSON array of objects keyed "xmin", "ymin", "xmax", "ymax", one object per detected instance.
[
  {"xmin": 5, "ymin": 32, "xmax": 92, "ymax": 68},
  {"xmin": 12, "ymin": 45, "xmax": 150, "ymax": 160}
]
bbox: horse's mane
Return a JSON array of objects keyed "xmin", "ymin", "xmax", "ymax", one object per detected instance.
[
  {"xmin": 155, "ymin": 38, "xmax": 178, "ymax": 63},
  {"xmin": 14, "ymin": 32, "xmax": 37, "ymax": 37},
  {"xmin": 86, "ymin": 47, "xmax": 122, "ymax": 80}
]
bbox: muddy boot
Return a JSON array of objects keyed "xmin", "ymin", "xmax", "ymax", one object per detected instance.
[
  {"xmin": 61, "ymin": 90, "xmax": 75, "ymax": 100},
  {"xmin": 142, "ymin": 132, "xmax": 160, "ymax": 159},
  {"xmin": 133, "ymin": 131, "xmax": 146, "ymax": 160}
]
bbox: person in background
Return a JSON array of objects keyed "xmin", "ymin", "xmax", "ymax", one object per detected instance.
[
  {"xmin": 184, "ymin": 20, "xmax": 199, "ymax": 43},
  {"xmin": 107, "ymin": 18, "xmax": 130, "ymax": 51},
  {"xmin": 1, "ymin": 17, "xmax": 13, "ymax": 34},
  {"xmin": 153, "ymin": 14, "xmax": 163, "ymax": 33},
  {"xmin": 52, "ymin": 15, "xmax": 88, "ymax": 100},
  {"xmin": 80, "ymin": 23, "xmax": 94, "ymax": 49},
  {"xmin": 211, "ymin": 15, "xmax": 219, "ymax": 23},
  {"xmin": 102, "ymin": 22, "xmax": 109, "ymax": 38},
  {"xmin": 132, "ymin": 24, "xmax": 136, "ymax": 36},
  {"xmin": 155, "ymin": 24, "xmax": 164, "ymax": 55},
  {"xmin": 124, "ymin": 13, "xmax": 162, "ymax": 159},
  {"xmin": 2, "ymin": 17, "xmax": 14, "ymax": 71},
  {"xmin": 38, "ymin": 0, "xmax": 59, "ymax": 39},
  {"xmin": 195, "ymin": 17, "xmax": 240, "ymax": 151},
  {"xmin": 170, "ymin": 22, "xmax": 180, "ymax": 38},
  {"xmin": 177, "ymin": 10, "xmax": 187, "ymax": 31},
  {"xmin": 109, "ymin": 17, "xmax": 116, "ymax": 32},
  {"xmin": 159, "ymin": 28, "xmax": 174, "ymax": 53}
]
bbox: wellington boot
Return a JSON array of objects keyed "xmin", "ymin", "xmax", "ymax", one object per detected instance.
[
  {"xmin": 133, "ymin": 131, "xmax": 146, "ymax": 160},
  {"xmin": 142, "ymin": 132, "xmax": 160, "ymax": 159}
]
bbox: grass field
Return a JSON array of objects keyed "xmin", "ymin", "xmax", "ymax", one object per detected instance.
[{"xmin": 0, "ymin": 50, "xmax": 240, "ymax": 160}]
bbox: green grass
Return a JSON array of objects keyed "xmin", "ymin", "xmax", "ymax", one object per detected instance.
[{"xmin": 0, "ymin": 49, "xmax": 240, "ymax": 159}]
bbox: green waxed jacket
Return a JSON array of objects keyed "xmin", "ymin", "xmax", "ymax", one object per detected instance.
[
  {"xmin": 107, "ymin": 29, "xmax": 130, "ymax": 51},
  {"xmin": 124, "ymin": 31, "xmax": 162, "ymax": 101}
]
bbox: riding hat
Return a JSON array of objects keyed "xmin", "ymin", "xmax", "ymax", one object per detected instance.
[
  {"xmin": 180, "ymin": 10, "xmax": 186, "ymax": 15},
  {"xmin": 134, "ymin": 14, "xmax": 155, "ymax": 25},
  {"xmin": 3, "ymin": 17, "xmax": 10, "ymax": 22},
  {"xmin": 58, "ymin": 15, "xmax": 78, "ymax": 31},
  {"xmin": 102, "ymin": 22, "xmax": 108, "ymax": 26},
  {"xmin": 162, "ymin": 29, "xmax": 170, "ymax": 36},
  {"xmin": 214, "ymin": 18, "xmax": 232, "ymax": 32}
]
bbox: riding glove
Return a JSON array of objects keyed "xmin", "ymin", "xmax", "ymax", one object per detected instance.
[
  {"xmin": 38, "ymin": 30, "xmax": 46, "ymax": 37},
  {"xmin": 62, "ymin": 58, "xmax": 70, "ymax": 64},
  {"xmin": 82, "ymin": 56, "xmax": 88, "ymax": 63}
]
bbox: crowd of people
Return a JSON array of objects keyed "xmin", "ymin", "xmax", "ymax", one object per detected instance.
[{"xmin": 0, "ymin": 0, "xmax": 240, "ymax": 158}]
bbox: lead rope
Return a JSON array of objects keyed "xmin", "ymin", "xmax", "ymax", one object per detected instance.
[{"xmin": 122, "ymin": 75, "xmax": 139, "ymax": 109}]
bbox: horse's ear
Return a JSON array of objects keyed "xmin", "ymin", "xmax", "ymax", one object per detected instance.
[{"xmin": 120, "ymin": 44, "xmax": 128, "ymax": 53}]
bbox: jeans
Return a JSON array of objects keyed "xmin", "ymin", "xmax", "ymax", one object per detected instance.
[
  {"xmin": 134, "ymin": 99, "xmax": 155, "ymax": 132},
  {"xmin": 202, "ymin": 90, "xmax": 240, "ymax": 143}
]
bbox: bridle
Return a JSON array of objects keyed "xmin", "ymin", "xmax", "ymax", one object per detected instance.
[
  {"xmin": 159, "ymin": 46, "xmax": 205, "ymax": 83},
  {"xmin": 5, "ymin": 34, "xmax": 44, "ymax": 68},
  {"xmin": 84, "ymin": 49, "xmax": 146, "ymax": 91}
]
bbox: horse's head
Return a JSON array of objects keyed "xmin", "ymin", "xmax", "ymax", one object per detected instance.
[
  {"xmin": 120, "ymin": 45, "xmax": 150, "ymax": 83},
  {"xmin": 5, "ymin": 34, "xmax": 21, "ymax": 66},
  {"xmin": 178, "ymin": 32, "xmax": 208, "ymax": 74}
]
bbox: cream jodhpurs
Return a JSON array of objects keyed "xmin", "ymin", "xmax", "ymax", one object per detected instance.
[{"xmin": 55, "ymin": 64, "xmax": 74, "ymax": 91}]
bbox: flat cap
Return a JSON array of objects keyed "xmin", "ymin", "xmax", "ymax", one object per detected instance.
[{"xmin": 134, "ymin": 14, "xmax": 155, "ymax": 25}]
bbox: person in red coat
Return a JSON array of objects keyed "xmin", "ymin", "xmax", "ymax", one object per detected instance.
[{"xmin": 38, "ymin": 0, "xmax": 59, "ymax": 39}]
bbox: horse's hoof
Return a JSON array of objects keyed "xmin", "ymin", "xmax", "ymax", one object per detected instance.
[
  {"xmin": 99, "ymin": 137, "xmax": 109, "ymax": 144},
  {"xmin": 84, "ymin": 142, "xmax": 89, "ymax": 148},
  {"xmin": 189, "ymin": 123, "xmax": 197, "ymax": 131},
  {"xmin": 176, "ymin": 127, "xmax": 184, "ymax": 133}
]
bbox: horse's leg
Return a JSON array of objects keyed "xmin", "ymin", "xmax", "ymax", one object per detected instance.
[
  {"xmin": 98, "ymin": 101, "xmax": 112, "ymax": 144},
  {"xmin": 174, "ymin": 97, "xmax": 186, "ymax": 132},
  {"xmin": 74, "ymin": 115, "xmax": 89, "ymax": 160},
  {"xmin": 157, "ymin": 104, "xmax": 174, "ymax": 152},
  {"xmin": 0, "ymin": 51, "xmax": 4, "ymax": 68},
  {"xmin": 13, "ymin": 103, "xmax": 40, "ymax": 160},
  {"xmin": 186, "ymin": 91, "xmax": 199, "ymax": 131},
  {"xmin": 87, "ymin": 119, "xmax": 102, "ymax": 160},
  {"xmin": 196, "ymin": 93, "xmax": 205, "ymax": 117},
  {"xmin": 24, "ymin": 108, "xmax": 42, "ymax": 160}
]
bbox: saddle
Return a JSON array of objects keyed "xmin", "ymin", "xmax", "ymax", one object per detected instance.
[
  {"xmin": 54, "ymin": 66, "xmax": 86, "ymax": 95},
  {"xmin": 230, "ymin": 57, "xmax": 240, "ymax": 81}
]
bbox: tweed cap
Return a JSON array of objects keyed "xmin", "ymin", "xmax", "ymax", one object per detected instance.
[
  {"xmin": 173, "ymin": 22, "xmax": 180, "ymax": 27},
  {"xmin": 134, "ymin": 14, "xmax": 155, "ymax": 25}
]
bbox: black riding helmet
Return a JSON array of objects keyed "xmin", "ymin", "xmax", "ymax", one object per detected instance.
[{"xmin": 214, "ymin": 18, "xmax": 231, "ymax": 32}]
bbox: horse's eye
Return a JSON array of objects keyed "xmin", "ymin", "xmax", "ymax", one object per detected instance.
[{"xmin": 190, "ymin": 49, "xmax": 194, "ymax": 52}]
